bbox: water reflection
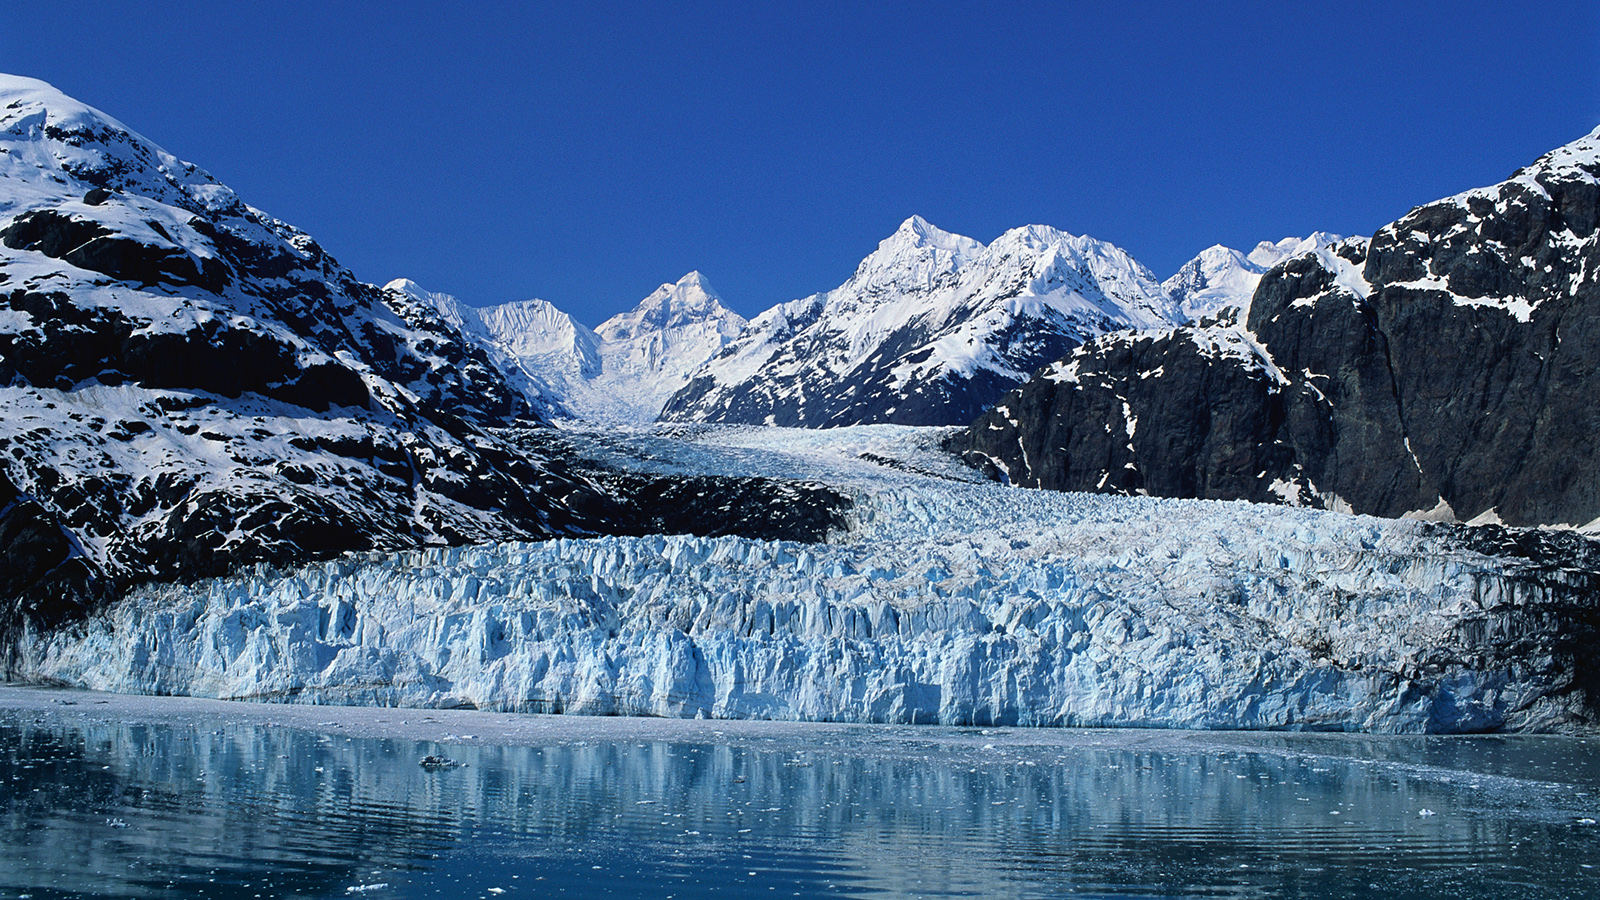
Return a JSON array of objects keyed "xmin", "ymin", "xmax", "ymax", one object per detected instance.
[{"xmin": 2, "ymin": 708, "xmax": 1598, "ymax": 899}]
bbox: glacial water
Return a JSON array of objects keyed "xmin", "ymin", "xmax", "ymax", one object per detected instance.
[{"xmin": 2, "ymin": 690, "xmax": 1599, "ymax": 899}]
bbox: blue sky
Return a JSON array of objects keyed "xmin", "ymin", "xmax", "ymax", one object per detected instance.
[{"xmin": 6, "ymin": 2, "xmax": 1597, "ymax": 324}]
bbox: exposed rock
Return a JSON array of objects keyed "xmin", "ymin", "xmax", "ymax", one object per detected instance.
[{"xmin": 952, "ymin": 128, "xmax": 1600, "ymax": 529}]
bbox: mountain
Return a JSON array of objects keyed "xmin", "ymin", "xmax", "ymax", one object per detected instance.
[
  {"xmin": 660, "ymin": 215, "xmax": 1179, "ymax": 427},
  {"xmin": 951, "ymin": 126, "xmax": 1600, "ymax": 530},
  {"xmin": 1163, "ymin": 233, "xmax": 1343, "ymax": 320},
  {"xmin": 0, "ymin": 75, "xmax": 833, "ymax": 640},
  {"xmin": 387, "ymin": 271, "xmax": 745, "ymax": 424},
  {"xmin": 0, "ymin": 73, "xmax": 619, "ymax": 635},
  {"xmin": 381, "ymin": 278, "xmax": 588, "ymax": 420},
  {"xmin": 575, "ymin": 271, "xmax": 747, "ymax": 422}
]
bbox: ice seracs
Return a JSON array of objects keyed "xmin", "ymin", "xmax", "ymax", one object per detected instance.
[{"xmin": 16, "ymin": 425, "xmax": 1598, "ymax": 734}]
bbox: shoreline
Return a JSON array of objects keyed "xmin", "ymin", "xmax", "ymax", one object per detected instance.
[{"xmin": 5, "ymin": 682, "xmax": 1595, "ymax": 755}]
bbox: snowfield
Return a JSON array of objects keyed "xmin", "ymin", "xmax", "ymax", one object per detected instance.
[{"xmin": 17, "ymin": 426, "xmax": 1590, "ymax": 734}]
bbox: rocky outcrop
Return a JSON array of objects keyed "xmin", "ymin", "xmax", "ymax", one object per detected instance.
[{"xmin": 953, "ymin": 127, "xmax": 1600, "ymax": 529}]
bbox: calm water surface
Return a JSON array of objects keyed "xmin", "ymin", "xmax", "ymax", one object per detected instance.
[{"xmin": 2, "ymin": 690, "xmax": 1599, "ymax": 899}]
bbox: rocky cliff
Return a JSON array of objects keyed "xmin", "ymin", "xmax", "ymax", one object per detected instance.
[{"xmin": 952, "ymin": 127, "xmax": 1600, "ymax": 530}]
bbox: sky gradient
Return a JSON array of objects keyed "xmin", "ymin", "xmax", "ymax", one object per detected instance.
[{"xmin": 6, "ymin": 1, "xmax": 1598, "ymax": 324}]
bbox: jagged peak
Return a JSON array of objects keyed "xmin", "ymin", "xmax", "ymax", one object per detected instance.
[
  {"xmin": 599, "ymin": 271, "xmax": 746, "ymax": 341},
  {"xmin": 1246, "ymin": 233, "xmax": 1344, "ymax": 270},
  {"xmin": 989, "ymin": 222, "xmax": 1079, "ymax": 249},
  {"xmin": 871, "ymin": 216, "xmax": 984, "ymax": 261},
  {"xmin": 889, "ymin": 215, "xmax": 983, "ymax": 253},
  {"xmin": 844, "ymin": 217, "xmax": 984, "ymax": 296},
  {"xmin": 0, "ymin": 74, "xmax": 139, "ymax": 138},
  {"xmin": 382, "ymin": 277, "xmax": 431, "ymax": 298},
  {"xmin": 1528, "ymin": 123, "xmax": 1600, "ymax": 173},
  {"xmin": 633, "ymin": 270, "xmax": 732, "ymax": 318}
]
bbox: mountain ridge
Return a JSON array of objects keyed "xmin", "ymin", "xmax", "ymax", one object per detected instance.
[
  {"xmin": 951, "ymin": 124, "xmax": 1600, "ymax": 529},
  {"xmin": 657, "ymin": 215, "xmax": 1186, "ymax": 427}
]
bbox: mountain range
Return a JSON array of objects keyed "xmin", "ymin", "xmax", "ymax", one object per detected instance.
[
  {"xmin": 389, "ymin": 215, "xmax": 1268, "ymax": 429},
  {"xmin": 2, "ymin": 70, "xmax": 1597, "ymax": 625},
  {"xmin": 399, "ymin": 212, "xmax": 1320, "ymax": 430}
]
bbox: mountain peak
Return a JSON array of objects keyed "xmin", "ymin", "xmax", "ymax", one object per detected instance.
[
  {"xmin": 627, "ymin": 270, "xmax": 733, "ymax": 327},
  {"xmin": 1165, "ymin": 233, "xmax": 1346, "ymax": 322},
  {"xmin": 886, "ymin": 215, "xmax": 985, "ymax": 255},
  {"xmin": 0, "ymin": 73, "xmax": 133, "ymax": 135},
  {"xmin": 676, "ymin": 269, "xmax": 713, "ymax": 291},
  {"xmin": 845, "ymin": 217, "xmax": 984, "ymax": 298},
  {"xmin": 1528, "ymin": 124, "xmax": 1600, "ymax": 173}
]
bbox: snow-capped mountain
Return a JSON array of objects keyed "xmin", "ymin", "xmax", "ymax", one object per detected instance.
[
  {"xmin": 577, "ymin": 271, "xmax": 747, "ymax": 422},
  {"xmin": 661, "ymin": 215, "xmax": 1180, "ymax": 427},
  {"xmin": 953, "ymin": 126, "xmax": 1600, "ymax": 530},
  {"xmin": 382, "ymin": 278, "xmax": 587, "ymax": 420},
  {"xmin": 1163, "ymin": 233, "xmax": 1343, "ymax": 320},
  {"xmin": 0, "ymin": 73, "xmax": 624, "ymax": 634},
  {"xmin": 0, "ymin": 74, "xmax": 808, "ymax": 639},
  {"xmin": 386, "ymin": 271, "xmax": 745, "ymax": 424}
]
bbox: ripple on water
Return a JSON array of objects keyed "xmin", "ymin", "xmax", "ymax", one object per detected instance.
[{"xmin": 2, "ymin": 709, "xmax": 1599, "ymax": 899}]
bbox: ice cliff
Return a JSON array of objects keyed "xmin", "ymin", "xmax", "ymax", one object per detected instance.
[{"xmin": 16, "ymin": 427, "xmax": 1597, "ymax": 734}]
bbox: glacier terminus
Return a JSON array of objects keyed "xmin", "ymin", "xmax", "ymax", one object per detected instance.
[{"xmin": 16, "ymin": 426, "xmax": 1598, "ymax": 734}]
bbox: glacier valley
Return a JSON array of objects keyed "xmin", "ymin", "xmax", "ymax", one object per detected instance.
[{"xmin": 15, "ymin": 425, "xmax": 1597, "ymax": 734}]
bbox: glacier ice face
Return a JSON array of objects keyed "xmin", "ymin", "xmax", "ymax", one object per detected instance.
[{"xmin": 17, "ymin": 426, "xmax": 1595, "ymax": 734}]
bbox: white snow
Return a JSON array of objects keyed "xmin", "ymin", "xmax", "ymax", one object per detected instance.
[
  {"xmin": 388, "ymin": 272, "xmax": 747, "ymax": 424},
  {"xmin": 664, "ymin": 216, "xmax": 1180, "ymax": 424},
  {"xmin": 1163, "ymin": 234, "xmax": 1345, "ymax": 322}
]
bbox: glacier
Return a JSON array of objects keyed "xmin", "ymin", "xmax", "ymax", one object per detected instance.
[{"xmin": 15, "ymin": 426, "xmax": 1595, "ymax": 734}]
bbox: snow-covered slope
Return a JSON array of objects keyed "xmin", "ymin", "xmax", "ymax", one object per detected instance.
[
  {"xmin": 0, "ymin": 74, "xmax": 633, "ymax": 632},
  {"xmin": 382, "ymin": 278, "xmax": 583, "ymax": 419},
  {"xmin": 17, "ymin": 425, "xmax": 1599, "ymax": 734},
  {"xmin": 661, "ymin": 216, "xmax": 1180, "ymax": 427},
  {"xmin": 1163, "ymin": 233, "xmax": 1343, "ymax": 321},
  {"xmin": 576, "ymin": 271, "xmax": 747, "ymax": 422},
  {"xmin": 389, "ymin": 271, "xmax": 746, "ymax": 424}
]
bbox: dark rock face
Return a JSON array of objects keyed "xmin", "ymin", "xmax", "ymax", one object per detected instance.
[
  {"xmin": 952, "ymin": 130, "xmax": 1600, "ymax": 529},
  {"xmin": 1, "ymin": 208, "xmax": 230, "ymax": 292},
  {"xmin": 0, "ymin": 471, "xmax": 108, "ymax": 651},
  {"xmin": 584, "ymin": 472, "xmax": 852, "ymax": 543}
]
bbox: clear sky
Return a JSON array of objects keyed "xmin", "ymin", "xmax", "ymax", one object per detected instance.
[{"xmin": 5, "ymin": 1, "xmax": 1597, "ymax": 324}]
